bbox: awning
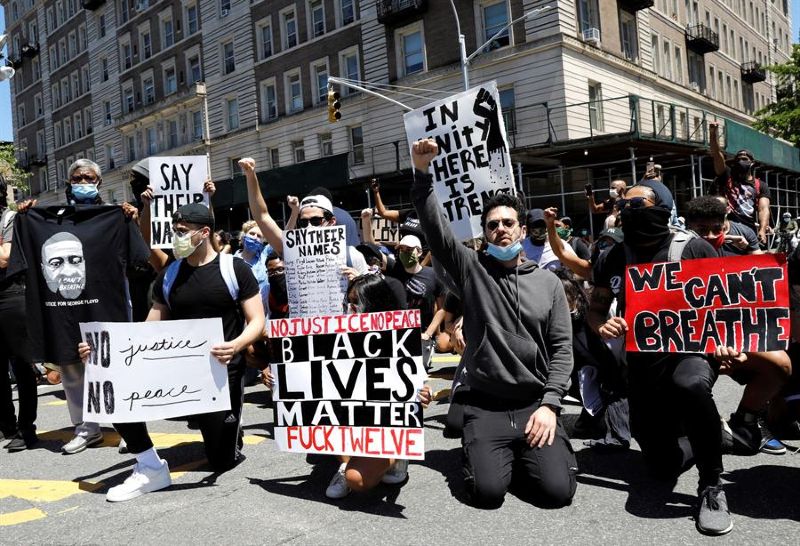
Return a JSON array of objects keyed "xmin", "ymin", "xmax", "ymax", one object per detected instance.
[{"xmin": 724, "ymin": 119, "xmax": 800, "ymax": 172}]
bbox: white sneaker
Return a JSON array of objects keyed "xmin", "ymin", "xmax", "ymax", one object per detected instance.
[
  {"xmin": 62, "ymin": 432, "xmax": 104, "ymax": 454},
  {"xmin": 325, "ymin": 463, "xmax": 350, "ymax": 499},
  {"xmin": 106, "ymin": 460, "xmax": 172, "ymax": 502},
  {"xmin": 382, "ymin": 459, "xmax": 409, "ymax": 484}
]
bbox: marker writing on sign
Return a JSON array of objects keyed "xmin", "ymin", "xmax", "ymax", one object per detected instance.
[
  {"xmin": 120, "ymin": 337, "xmax": 208, "ymax": 367},
  {"xmin": 122, "ymin": 384, "xmax": 203, "ymax": 411}
]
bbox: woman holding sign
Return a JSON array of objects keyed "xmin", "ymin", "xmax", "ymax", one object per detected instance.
[{"xmin": 78, "ymin": 202, "xmax": 265, "ymax": 502}]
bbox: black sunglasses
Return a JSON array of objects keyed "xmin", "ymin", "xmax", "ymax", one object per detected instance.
[
  {"xmin": 486, "ymin": 218, "xmax": 517, "ymax": 231},
  {"xmin": 618, "ymin": 196, "xmax": 653, "ymax": 209},
  {"xmin": 297, "ymin": 216, "xmax": 326, "ymax": 228}
]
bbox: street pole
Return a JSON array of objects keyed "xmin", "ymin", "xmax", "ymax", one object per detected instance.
[{"xmin": 448, "ymin": 0, "xmax": 470, "ymax": 91}]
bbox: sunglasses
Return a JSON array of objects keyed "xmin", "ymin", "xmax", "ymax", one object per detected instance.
[
  {"xmin": 618, "ymin": 196, "xmax": 653, "ymax": 209},
  {"xmin": 267, "ymin": 266, "xmax": 285, "ymax": 277},
  {"xmin": 297, "ymin": 216, "xmax": 326, "ymax": 228},
  {"xmin": 70, "ymin": 174, "xmax": 98, "ymax": 183},
  {"xmin": 486, "ymin": 218, "xmax": 518, "ymax": 231}
]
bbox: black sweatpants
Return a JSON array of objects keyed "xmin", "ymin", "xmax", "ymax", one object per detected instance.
[
  {"xmin": 0, "ymin": 285, "xmax": 37, "ymax": 435},
  {"xmin": 628, "ymin": 353, "xmax": 722, "ymax": 489},
  {"xmin": 114, "ymin": 360, "xmax": 245, "ymax": 471},
  {"xmin": 462, "ymin": 393, "xmax": 578, "ymax": 509}
]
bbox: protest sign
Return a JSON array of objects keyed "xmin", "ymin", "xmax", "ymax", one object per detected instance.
[
  {"xmin": 149, "ymin": 156, "xmax": 209, "ymax": 248},
  {"xmin": 79, "ymin": 318, "xmax": 230, "ymax": 423},
  {"xmin": 624, "ymin": 254, "xmax": 789, "ymax": 353},
  {"xmin": 283, "ymin": 225, "xmax": 348, "ymax": 317},
  {"xmin": 404, "ymin": 81, "xmax": 515, "ymax": 241},
  {"xmin": 371, "ymin": 215, "xmax": 399, "ymax": 244},
  {"xmin": 269, "ymin": 309, "xmax": 426, "ymax": 460}
]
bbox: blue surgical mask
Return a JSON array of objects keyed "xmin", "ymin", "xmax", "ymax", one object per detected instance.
[
  {"xmin": 242, "ymin": 235, "xmax": 265, "ymax": 255},
  {"xmin": 486, "ymin": 240, "xmax": 523, "ymax": 261},
  {"xmin": 70, "ymin": 183, "xmax": 99, "ymax": 203}
]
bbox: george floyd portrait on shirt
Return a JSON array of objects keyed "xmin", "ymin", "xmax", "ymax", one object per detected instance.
[{"xmin": 40, "ymin": 232, "xmax": 87, "ymax": 300}]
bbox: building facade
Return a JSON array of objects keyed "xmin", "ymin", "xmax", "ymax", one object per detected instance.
[{"xmin": 1, "ymin": 0, "xmax": 796, "ymax": 232}]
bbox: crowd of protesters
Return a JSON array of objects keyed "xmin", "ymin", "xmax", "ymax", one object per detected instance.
[{"xmin": 1, "ymin": 129, "xmax": 799, "ymax": 537}]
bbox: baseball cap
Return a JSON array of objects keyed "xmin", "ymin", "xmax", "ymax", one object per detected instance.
[
  {"xmin": 356, "ymin": 243, "xmax": 384, "ymax": 263},
  {"xmin": 525, "ymin": 208, "xmax": 545, "ymax": 226},
  {"xmin": 299, "ymin": 194, "xmax": 333, "ymax": 215},
  {"xmin": 173, "ymin": 203, "xmax": 214, "ymax": 227},
  {"xmin": 560, "ymin": 216, "xmax": 572, "ymax": 228},
  {"xmin": 398, "ymin": 234, "xmax": 422, "ymax": 250},
  {"xmin": 599, "ymin": 227, "xmax": 624, "ymax": 244}
]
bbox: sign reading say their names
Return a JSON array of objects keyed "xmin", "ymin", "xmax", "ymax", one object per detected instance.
[
  {"xmin": 283, "ymin": 225, "xmax": 348, "ymax": 317},
  {"xmin": 269, "ymin": 309, "xmax": 426, "ymax": 460},
  {"xmin": 80, "ymin": 318, "xmax": 230, "ymax": 423},
  {"xmin": 404, "ymin": 81, "xmax": 515, "ymax": 241},
  {"xmin": 624, "ymin": 254, "xmax": 790, "ymax": 353},
  {"xmin": 149, "ymin": 155, "xmax": 210, "ymax": 249},
  {"xmin": 371, "ymin": 215, "xmax": 399, "ymax": 244}
]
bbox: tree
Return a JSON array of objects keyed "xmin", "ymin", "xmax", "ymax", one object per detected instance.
[
  {"xmin": 0, "ymin": 142, "xmax": 31, "ymax": 196},
  {"xmin": 753, "ymin": 44, "xmax": 800, "ymax": 147}
]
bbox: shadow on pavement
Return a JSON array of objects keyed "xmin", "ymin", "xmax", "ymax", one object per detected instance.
[
  {"xmin": 574, "ymin": 448, "xmax": 696, "ymax": 520},
  {"xmin": 243, "ymin": 389, "xmax": 273, "ymax": 407},
  {"xmin": 723, "ymin": 465, "xmax": 800, "ymax": 522},
  {"xmin": 247, "ymin": 458, "xmax": 408, "ymax": 518},
  {"xmin": 416, "ymin": 447, "xmax": 467, "ymax": 502}
]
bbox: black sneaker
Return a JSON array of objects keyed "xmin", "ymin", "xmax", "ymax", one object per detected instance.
[
  {"xmin": 696, "ymin": 485, "xmax": 733, "ymax": 536},
  {"xmin": 726, "ymin": 411, "xmax": 763, "ymax": 455},
  {"xmin": 756, "ymin": 418, "xmax": 786, "ymax": 455},
  {"xmin": 5, "ymin": 430, "xmax": 38, "ymax": 452}
]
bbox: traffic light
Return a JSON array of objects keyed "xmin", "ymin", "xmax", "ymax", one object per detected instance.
[{"xmin": 327, "ymin": 89, "xmax": 341, "ymax": 122}]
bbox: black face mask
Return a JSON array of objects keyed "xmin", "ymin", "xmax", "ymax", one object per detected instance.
[
  {"xmin": 269, "ymin": 274, "xmax": 287, "ymax": 304},
  {"xmin": 732, "ymin": 159, "xmax": 752, "ymax": 177},
  {"xmin": 620, "ymin": 207, "xmax": 671, "ymax": 247}
]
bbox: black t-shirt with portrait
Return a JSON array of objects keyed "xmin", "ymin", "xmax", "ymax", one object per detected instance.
[
  {"xmin": 8, "ymin": 205, "xmax": 150, "ymax": 365},
  {"xmin": 387, "ymin": 263, "xmax": 442, "ymax": 328},
  {"xmin": 152, "ymin": 254, "xmax": 259, "ymax": 367},
  {"xmin": 711, "ymin": 167, "xmax": 770, "ymax": 230}
]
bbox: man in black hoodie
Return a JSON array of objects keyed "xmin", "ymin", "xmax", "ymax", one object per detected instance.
[
  {"xmin": 411, "ymin": 139, "xmax": 576, "ymax": 509},
  {"xmin": 589, "ymin": 181, "xmax": 732, "ymax": 536}
]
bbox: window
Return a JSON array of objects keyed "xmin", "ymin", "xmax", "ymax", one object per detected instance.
[
  {"xmin": 261, "ymin": 79, "xmax": 278, "ymax": 121},
  {"xmin": 230, "ymin": 158, "xmax": 243, "ymax": 177},
  {"xmin": 688, "ymin": 51, "xmax": 705, "ymax": 91},
  {"xmin": 350, "ymin": 126, "xmax": 364, "ymax": 164},
  {"xmin": 49, "ymin": 46, "xmax": 57, "ymax": 70},
  {"xmin": 192, "ymin": 110, "xmax": 203, "ymax": 140},
  {"xmin": 164, "ymin": 66, "xmax": 177, "ymax": 95},
  {"xmin": 37, "ymin": 130, "xmax": 46, "ymax": 155},
  {"xmin": 105, "ymin": 145, "xmax": 114, "ymax": 170},
  {"xmin": 340, "ymin": 0, "xmax": 355, "ymax": 25},
  {"xmin": 68, "ymin": 32, "xmax": 77, "ymax": 58},
  {"xmin": 59, "ymin": 38, "xmax": 67, "ymax": 65},
  {"xmin": 708, "ymin": 65, "xmax": 716, "ymax": 98},
  {"xmin": 57, "ymin": 161, "xmax": 65, "ymax": 185},
  {"xmin": 64, "ymin": 118, "xmax": 73, "ymax": 142},
  {"xmin": 142, "ymin": 31, "xmax": 152, "ymax": 59},
  {"xmin": 270, "ymin": 147, "xmax": 280, "ymax": 168},
  {"xmin": 227, "ymin": 98, "xmax": 239, "ymax": 130},
  {"xmin": 588, "ymin": 81, "xmax": 604, "ymax": 132},
  {"xmin": 260, "ymin": 21, "xmax": 273, "ymax": 60},
  {"xmin": 220, "ymin": 0, "xmax": 230, "ymax": 17},
  {"xmin": 104, "ymin": 101, "xmax": 112, "ymax": 124},
  {"xmin": 101, "ymin": 58, "xmax": 109, "ymax": 81},
  {"xmin": 619, "ymin": 9, "xmax": 638, "ymax": 62},
  {"xmin": 55, "ymin": 122, "xmax": 62, "ymax": 147},
  {"xmin": 120, "ymin": 0, "xmax": 130, "ymax": 22},
  {"xmin": 499, "ymin": 88, "xmax": 515, "ymax": 134},
  {"xmin": 52, "ymin": 84, "xmax": 61, "ymax": 109},
  {"xmin": 577, "ymin": 0, "xmax": 600, "ymax": 33},
  {"xmin": 84, "ymin": 107, "xmax": 92, "ymax": 134},
  {"xmin": 673, "ymin": 46, "xmax": 683, "ymax": 85},
  {"xmin": 34, "ymin": 93, "xmax": 43, "ymax": 118},
  {"xmin": 222, "ymin": 42, "xmax": 235, "ymax": 74},
  {"xmin": 480, "ymin": 1, "xmax": 510, "ymax": 49},
  {"xmin": 147, "ymin": 127, "xmax": 157, "ymax": 155},
  {"xmin": 282, "ymin": 8, "xmax": 298, "ymax": 49},
  {"xmin": 143, "ymin": 76, "xmax": 155, "ymax": 104},
  {"xmin": 124, "ymin": 86, "xmax": 134, "ymax": 113},
  {"xmin": 127, "ymin": 135, "xmax": 136, "ymax": 162},
  {"xmin": 188, "ymin": 55, "xmax": 202, "ymax": 83},
  {"xmin": 310, "ymin": 1, "xmax": 325, "ymax": 38},
  {"xmin": 312, "ymin": 61, "xmax": 329, "ymax": 105},
  {"xmin": 122, "ymin": 42, "xmax": 132, "ymax": 70},
  {"xmin": 75, "ymin": 112, "xmax": 83, "ymax": 139},
  {"xmin": 81, "ymin": 66, "xmax": 90, "ymax": 94},
  {"xmin": 162, "ymin": 17, "xmax": 174, "ymax": 48},
  {"xmin": 651, "ymin": 34, "xmax": 660, "ymax": 74},
  {"xmin": 292, "ymin": 140, "xmax": 305, "ymax": 163},
  {"xmin": 662, "ymin": 40, "xmax": 672, "ymax": 79},
  {"xmin": 168, "ymin": 119, "xmax": 178, "ymax": 148},
  {"xmin": 397, "ymin": 24, "xmax": 425, "ymax": 77},
  {"xmin": 186, "ymin": 4, "xmax": 198, "ymax": 34},
  {"xmin": 78, "ymin": 23, "xmax": 87, "ymax": 52},
  {"xmin": 320, "ymin": 133, "xmax": 333, "ymax": 157},
  {"xmin": 339, "ymin": 47, "xmax": 360, "ymax": 95},
  {"xmin": 47, "ymin": 8, "xmax": 55, "ymax": 33},
  {"xmin": 99, "ymin": 14, "xmax": 106, "ymax": 37},
  {"xmin": 286, "ymin": 70, "xmax": 303, "ymax": 113},
  {"xmin": 17, "ymin": 105, "xmax": 26, "ymax": 126}
]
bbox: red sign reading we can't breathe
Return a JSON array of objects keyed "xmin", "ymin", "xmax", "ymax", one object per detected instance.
[{"xmin": 624, "ymin": 254, "xmax": 790, "ymax": 353}]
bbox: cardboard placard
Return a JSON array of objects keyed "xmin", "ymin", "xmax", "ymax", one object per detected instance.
[
  {"xmin": 403, "ymin": 81, "xmax": 515, "ymax": 241},
  {"xmin": 269, "ymin": 309, "xmax": 425, "ymax": 459},
  {"xmin": 149, "ymin": 156, "xmax": 210, "ymax": 249},
  {"xmin": 80, "ymin": 319, "xmax": 230, "ymax": 423},
  {"xmin": 371, "ymin": 215, "xmax": 399, "ymax": 244},
  {"xmin": 283, "ymin": 225, "xmax": 348, "ymax": 317},
  {"xmin": 624, "ymin": 254, "xmax": 790, "ymax": 353}
]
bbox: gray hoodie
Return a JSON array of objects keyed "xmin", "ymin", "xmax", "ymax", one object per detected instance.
[{"xmin": 412, "ymin": 171, "xmax": 573, "ymax": 408}]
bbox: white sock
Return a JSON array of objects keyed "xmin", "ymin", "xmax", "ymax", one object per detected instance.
[{"xmin": 135, "ymin": 447, "xmax": 163, "ymax": 470}]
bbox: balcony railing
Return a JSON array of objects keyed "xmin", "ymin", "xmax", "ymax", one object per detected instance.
[
  {"xmin": 81, "ymin": 0, "xmax": 106, "ymax": 10},
  {"xmin": 376, "ymin": 0, "xmax": 428, "ymax": 25},
  {"xmin": 741, "ymin": 61, "xmax": 767, "ymax": 84},
  {"xmin": 29, "ymin": 155, "xmax": 47, "ymax": 166},
  {"xmin": 685, "ymin": 24, "xmax": 719, "ymax": 54},
  {"xmin": 618, "ymin": 0, "xmax": 655, "ymax": 11},
  {"xmin": 21, "ymin": 43, "xmax": 39, "ymax": 58}
]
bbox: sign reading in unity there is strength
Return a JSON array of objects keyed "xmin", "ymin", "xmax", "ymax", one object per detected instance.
[
  {"xmin": 149, "ymin": 156, "xmax": 210, "ymax": 249},
  {"xmin": 624, "ymin": 254, "xmax": 790, "ymax": 353},
  {"xmin": 80, "ymin": 318, "xmax": 230, "ymax": 423},
  {"xmin": 404, "ymin": 81, "xmax": 515, "ymax": 241},
  {"xmin": 269, "ymin": 309, "xmax": 426, "ymax": 460}
]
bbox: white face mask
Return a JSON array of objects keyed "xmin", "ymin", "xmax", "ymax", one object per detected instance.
[
  {"xmin": 608, "ymin": 188, "xmax": 619, "ymax": 198},
  {"xmin": 173, "ymin": 230, "xmax": 201, "ymax": 259}
]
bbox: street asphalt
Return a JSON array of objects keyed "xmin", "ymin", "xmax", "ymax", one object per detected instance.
[{"xmin": 1, "ymin": 354, "xmax": 798, "ymax": 544}]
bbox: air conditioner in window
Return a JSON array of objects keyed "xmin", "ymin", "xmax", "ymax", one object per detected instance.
[
  {"xmin": 690, "ymin": 81, "xmax": 700, "ymax": 92},
  {"xmin": 221, "ymin": 8, "xmax": 229, "ymax": 17},
  {"xmin": 582, "ymin": 27, "xmax": 601, "ymax": 47}
]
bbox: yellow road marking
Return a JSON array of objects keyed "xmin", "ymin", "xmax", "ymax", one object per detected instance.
[
  {"xmin": 45, "ymin": 400, "xmax": 67, "ymax": 406},
  {"xmin": 169, "ymin": 459, "xmax": 208, "ymax": 479},
  {"xmin": 55, "ymin": 506, "xmax": 80, "ymax": 515},
  {"xmin": 432, "ymin": 354, "xmax": 460, "ymax": 364},
  {"xmin": 0, "ymin": 508, "xmax": 47, "ymax": 526},
  {"xmin": 37, "ymin": 430, "xmax": 265, "ymax": 449},
  {"xmin": 0, "ymin": 479, "xmax": 102, "ymax": 503}
]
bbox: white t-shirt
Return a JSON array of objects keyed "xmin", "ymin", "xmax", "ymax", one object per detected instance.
[{"xmin": 522, "ymin": 237, "xmax": 576, "ymax": 270}]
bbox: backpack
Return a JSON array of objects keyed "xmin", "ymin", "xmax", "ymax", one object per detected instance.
[
  {"xmin": 666, "ymin": 225, "xmax": 697, "ymax": 262},
  {"xmin": 1, "ymin": 209, "xmax": 16, "ymax": 236},
  {"xmin": 162, "ymin": 253, "xmax": 239, "ymax": 309}
]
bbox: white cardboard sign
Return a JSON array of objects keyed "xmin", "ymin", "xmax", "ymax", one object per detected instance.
[{"xmin": 149, "ymin": 155, "xmax": 210, "ymax": 249}]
